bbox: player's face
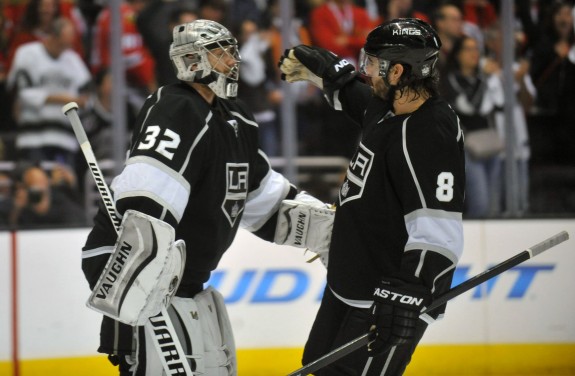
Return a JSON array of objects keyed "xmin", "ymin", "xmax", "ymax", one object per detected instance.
[
  {"xmin": 371, "ymin": 75, "xmax": 392, "ymax": 100},
  {"xmin": 207, "ymin": 46, "xmax": 240, "ymax": 76}
]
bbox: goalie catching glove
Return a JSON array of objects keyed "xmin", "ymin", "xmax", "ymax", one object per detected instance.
[
  {"xmin": 87, "ymin": 210, "xmax": 186, "ymax": 326},
  {"xmin": 279, "ymin": 45, "xmax": 358, "ymax": 107},
  {"xmin": 274, "ymin": 192, "xmax": 334, "ymax": 268}
]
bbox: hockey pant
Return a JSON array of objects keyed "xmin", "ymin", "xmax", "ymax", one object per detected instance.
[
  {"xmin": 302, "ymin": 286, "xmax": 427, "ymax": 376},
  {"xmin": 104, "ymin": 286, "xmax": 236, "ymax": 376}
]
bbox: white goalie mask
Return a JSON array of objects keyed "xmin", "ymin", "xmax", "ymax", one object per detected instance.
[{"xmin": 169, "ymin": 20, "xmax": 241, "ymax": 99}]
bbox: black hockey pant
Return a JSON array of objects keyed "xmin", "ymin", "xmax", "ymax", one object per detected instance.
[{"xmin": 303, "ymin": 287, "xmax": 427, "ymax": 376}]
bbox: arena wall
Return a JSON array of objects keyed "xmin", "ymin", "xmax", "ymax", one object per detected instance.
[{"xmin": 1, "ymin": 219, "xmax": 574, "ymax": 375}]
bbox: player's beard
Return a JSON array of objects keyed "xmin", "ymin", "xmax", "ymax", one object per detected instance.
[{"xmin": 372, "ymin": 76, "xmax": 395, "ymax": 101}]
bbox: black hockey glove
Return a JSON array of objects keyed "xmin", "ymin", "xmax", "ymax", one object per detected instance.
[
  {"xmin": 368, "ymin": 278, "xmax": 431, "ymax": 356},
  {"xmin": 279, "ymin": 45, "xmax": 358, "ymax": 92}
]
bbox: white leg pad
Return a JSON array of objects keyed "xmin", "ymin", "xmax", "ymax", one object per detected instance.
[{"xmin": 144, "ymin": 287, "xmax": 236, "ymax": 375}]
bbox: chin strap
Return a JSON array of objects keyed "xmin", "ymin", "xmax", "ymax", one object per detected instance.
[{"xmin": 195, "ymin": 71, "xmax": 218, "ymax": 85}]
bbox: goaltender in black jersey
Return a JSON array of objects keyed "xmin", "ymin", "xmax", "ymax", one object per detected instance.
[
  {"xmin": 81, "ymin": 20, "xmax": 334, "ymax": 375},
  {"xmin": 280, "ymin": 18, "xmax": 465, "ymax": 375}
]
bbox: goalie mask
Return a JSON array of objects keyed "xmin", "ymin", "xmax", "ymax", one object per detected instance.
[
  {"xmin": 170, "ymin": 19, "xmax": 241, "ymax": 99},
  {"xmin": 359, "ymin": 18, "xmax": 441, "ymax": 80}
]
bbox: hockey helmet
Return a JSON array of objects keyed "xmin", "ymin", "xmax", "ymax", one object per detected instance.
[
  {"xmin": 169, "ymin": 19, "xmax": 241, "ymax": 99},
  {"xmin": 359, "ymin": 18, "xmax": 441, "ymax": 79}
]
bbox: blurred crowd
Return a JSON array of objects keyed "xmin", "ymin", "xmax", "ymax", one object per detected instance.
[{"xmin": 0, "ymin": 0, "xmax": 574, "ymax": 228}]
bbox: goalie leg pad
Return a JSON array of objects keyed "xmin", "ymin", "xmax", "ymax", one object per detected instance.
[
  {"xmin": 194, "ymin": 287, "xmax": 236, "ymax": 375},
  {"xmin": 144, "ymin": 288, "xmax": 237, "ymax": 376},
  {"xmin": 87, "ymin": 209, "xmax": 186, "ymax": 326}
]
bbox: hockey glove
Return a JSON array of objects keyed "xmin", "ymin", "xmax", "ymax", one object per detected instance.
[
  {"xmin": 279, "ymin": 45, "xmax": 358, "ymax": 93},
  {"xmin": 368, "ymin": 278, "xmax": 431, "ymax": 356},
  {"xmin": 278, "ymin": 49, "xmax": 324, "ymax": 88},
  {"xmin": 274, "ymin": 191, "xmax": 334, "ymax": 268}
]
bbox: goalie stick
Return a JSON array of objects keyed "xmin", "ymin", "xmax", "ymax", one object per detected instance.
[
  {"xmin": 287, "ymin": 230, "xmax": 570, "ymax": 376},
  {"xmin": 62, "ymin": 102, "xmax": 194, "ymax": 376}
]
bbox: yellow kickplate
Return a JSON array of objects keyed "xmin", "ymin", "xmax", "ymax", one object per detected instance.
[{"xmin": 1, "ymin": 344, "xmax": 574, "ymax": 375}]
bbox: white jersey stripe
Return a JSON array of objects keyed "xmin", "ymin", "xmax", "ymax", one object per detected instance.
[
  {"xmin": 230, "ymin": 111, "xmax": 258, "ymax": 127},
  {"xmin": 180, "ymin": 112, "xmax": 211, "ymax": 174},
  {"xmin": 333, "ymin": 89, "xmax": 343, "ymax": 111},
  {"xmin": 380, "ymin": 346, "xmax": 397, "ymax": 375},
  {"xmin": 361, "ymin": 356, "xmax": 373, "ymax": 376},
  {"xmin": 111, "ymin": 162, "xmax": 190, "ymax": 222},
  {"xmin": 402, "ymin": 116, "xmax": 427, "ymax": 208},
  {"xmin": 404, "ymin": 210, "xmax": 463, "ymax": 262},
  {"xmin": 330, "ymin": 287, "xmax": 372, "ymax": 308},
  {"xmin": 129, "ymin": 86, "xmax": 163, "ymax": 155},
  {"xmin": 240, "ymin": 169, "xmax": 290, "ymax": 232}
]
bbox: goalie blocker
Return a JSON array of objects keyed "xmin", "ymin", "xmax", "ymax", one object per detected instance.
[
  {"xmin": 274, "ymin": 192, "xmax": 335, "ymax": 267},
  {"xmin": 88, "ymin": 210, "xmax": 186, "ymax": 326}
]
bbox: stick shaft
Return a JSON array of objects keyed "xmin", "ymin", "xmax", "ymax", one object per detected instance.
[
  {"xmin": 62, "ymin": 102, "xmax": 194, "ymax": 375},
  {"xmin": 287, "ymin": 231, "xmax": 569, "ymax": 376},
  {"xmin": 63, "ymin": 104, "xmax": 122, "ymax": 231}
]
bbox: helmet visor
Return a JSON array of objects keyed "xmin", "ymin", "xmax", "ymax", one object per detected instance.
[{"xmin": 358, "ymin": 48, "xmax": 390, "ymax": 78}]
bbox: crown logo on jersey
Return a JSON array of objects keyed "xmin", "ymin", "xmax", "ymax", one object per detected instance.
[
  {"xmin": 341, "ymin": 181, "xmax": 350, "ymax": 197},
  {"xmin": 227, "ymin": 119, "xmax": 239, "ymax": 138},
  {"xmin": 231, "ymin": 202, "xmax": 240, "ymax": 218}
]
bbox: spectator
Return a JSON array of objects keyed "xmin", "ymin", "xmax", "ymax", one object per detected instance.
[
  {"xmin": 309, "ymin": 0, "xmax": 374, "ymax": 66},
  {"xmin": 198, "ymin": 0, "xmax": 229, "ymax": 26},
  {"xmin": 0, "ymin": 8, "xmax": 16, "ymax": 147},
  {"xmin": 9, "ymin": 163, "xmax": 86, "ymax": 228},
  {"xmin": 441, "ymin": 35, "xmax": 504, "ymax": 218},
  {"xmin": 0, "ymin": 9, "xmax": 10, "ymax": 84},
  {"xmin": 484, "ymin": 22, "xmax": 536, "ymax": 216},
  {"xmin": 91, "ymin": 0, "xmax": 157, "ymax": 105},
  {"xmin": 308, "ymin": 0, "xmax": 373, "ymax": 158},
  {"xmin": 227, "ymin": 0, "xmax": 262, "ymax": 28},
  {"xmin": 80, "ymin": 68, "xmax": 134, "ymax": 161},
  {"xmin": 379, "ymin": 0, "xmax": 431, "ymax": 23},
  {"xmin": 265, "ymin": 0, "xmax": 312, "ymax": 68},
  {"xmin": 462, "ymin": 0, "xmax": 498, "ymax": 29},
  {"xmin": 528, "ymin": 0, "xmax": 575, "ymax": 166},
  {"xmin": 68, "ymin": 0, "xmax": 105, "ymax": 65},
  {"xmin": 236, "ymin": 19, "xmax": 282, "ymax": 156},
  {"xmin": 6, "ymin": 0, "xmax": 83, "ymax": 71},
  {"xmin": 137, "ymin": 1, "xmax": 198, "ymax": 86},
  {"xmin": 433, "ymin": 1, "xmax": 483, "ymax": 74},
  {"xmin": 263, "ymin": 0, "xmax": 321, "ymax": 155},
  {"xmin": 6, "ymin": 17, "xmax": 91, "ymax": 170}
]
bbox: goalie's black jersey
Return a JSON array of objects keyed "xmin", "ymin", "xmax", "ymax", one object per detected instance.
[
  {"xmin": 326, "ymin": 81, "xmax": 465, "ymax": 319},
  {"xmin": 83, "ymin": 82, "xmax": 292, "ymax": 295}
]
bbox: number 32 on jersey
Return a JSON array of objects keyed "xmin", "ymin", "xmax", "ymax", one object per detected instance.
[{"xmin": 137, "ymin": 125, "xmax": 181, "ymax": 160}]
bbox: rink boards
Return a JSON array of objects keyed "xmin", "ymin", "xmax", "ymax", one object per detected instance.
[{"xmin": 1, "ymin": 219, "xmax": 575, "ymax": 375}]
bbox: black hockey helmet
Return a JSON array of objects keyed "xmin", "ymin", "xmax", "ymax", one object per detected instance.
[{"xmin": 359, "ymin": 18, "xmax": 441, "ymax": 79}]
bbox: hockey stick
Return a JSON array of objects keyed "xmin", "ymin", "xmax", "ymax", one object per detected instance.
[
  {"xmin": 62, "ymin": 102, "xmax": 194, "ymax": 376},
  {"xmin": 287, "ymin": 230, "xmax": 570, "ymax": 376}
]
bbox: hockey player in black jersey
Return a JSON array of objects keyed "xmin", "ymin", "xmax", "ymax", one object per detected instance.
[
  {"xmin": 80, "ymin": 20, "xmax": 334, "ymax": 375},
  {"xmin": 280, "ymin": 18, "xmax": 465, "ymax": 375}
]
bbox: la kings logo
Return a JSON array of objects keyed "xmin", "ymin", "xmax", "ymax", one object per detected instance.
[
  {"xmin": 339, "ymin": 142, "xmax": 374, "ymax": 206},
  {"xmin": 222, "ymin": 163, "xmax": 249, "ymax": 227}
]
